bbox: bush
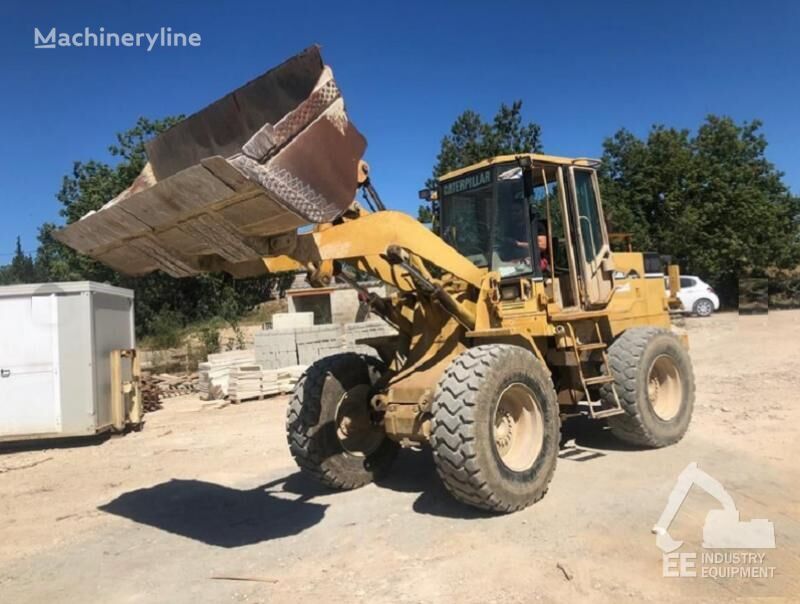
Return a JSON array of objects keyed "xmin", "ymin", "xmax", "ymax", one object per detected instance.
[
  {"xmin": 224, "ymin": 322, "xmax": 247, "ymax": 351},
  {"xmin": 768, "ymin": 269, "xmax": 800, "ymax": 309},
  {"xmin": 145, "ymin": 309, "xmax": 184, "ymax": 349},
  {"xmin": 199, "ymin": 326, "xmax": 221, "ymax": 355}
]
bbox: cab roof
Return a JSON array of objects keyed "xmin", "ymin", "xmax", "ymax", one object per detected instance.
[{"xmin": 438, "ymin": 153, "xmax": 600, "ymax": 182}]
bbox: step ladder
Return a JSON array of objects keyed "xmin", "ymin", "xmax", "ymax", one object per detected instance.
[{"xmin": 564, "ymin": 322, "xmax": 624, "ymax": 419}]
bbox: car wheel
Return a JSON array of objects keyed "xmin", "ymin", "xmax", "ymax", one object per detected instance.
[{"xmin": 693, "ymin": 298, "xmax": 714, "ymax": 317}]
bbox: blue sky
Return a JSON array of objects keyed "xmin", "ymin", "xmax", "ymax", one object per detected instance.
[{"xmin": 1, "ymin": 0, "xmax": 798, "ymax": 260}]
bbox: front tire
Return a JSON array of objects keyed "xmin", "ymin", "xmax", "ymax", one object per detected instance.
[
  {"xmin": 430, "ymin": 345, "xmax": 560, "ymax": 513},
  {"xmin": 601, "ymin": 328, "xmax": 695, "ymax": 447},
  {"xmin": 286, "ymin": 353, "xmax": 398, "ymax": 489}
]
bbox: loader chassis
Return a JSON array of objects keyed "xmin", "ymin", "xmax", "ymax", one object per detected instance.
[
  {"xmin": 319, "ymin": 157, "xmax": 676, "ymax": 443},
  {"xmin": 281, "ymin": 155, "xmax": 693, "ymax": 512}
]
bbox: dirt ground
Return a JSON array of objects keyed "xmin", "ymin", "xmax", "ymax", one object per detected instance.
[{"xmin": 1, "ymin": 311, "xmax": 799, "ymax": 603}]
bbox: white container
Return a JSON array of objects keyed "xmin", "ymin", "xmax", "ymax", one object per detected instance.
[{"xmin": 0, "ymin": 281, "xmax": 135, "ymax": 441}]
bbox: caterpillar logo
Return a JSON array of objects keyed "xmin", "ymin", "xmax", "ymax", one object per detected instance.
[{"xmin": 441, "ymin": 169, "xmax": 492, "ymax": 196}]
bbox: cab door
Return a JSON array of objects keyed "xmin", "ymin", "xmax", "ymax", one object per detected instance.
[{"xmin": 568, "ymin": 167, "xmax": 613, "ymax": 306}]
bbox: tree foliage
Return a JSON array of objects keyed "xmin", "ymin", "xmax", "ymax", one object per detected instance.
[
  {"xmin": 0, "ymin": 237, "xmax": 39, "ymax": 285},
  {"xmin": 416, "ymin": 204, "xmax": 434, "ymax": 224},
  {"xmin": 599, "ymin": 116, "xmax": 800, "ymax": 305},
  {"xmin": 3, "ymin": 116, "xmax": 293, "ymax": 339},
  {"xmin": 427, "ymin": 100, "xmax": 542, "ymax": 188},
  {"xmin": 421, "ymin": 101, "xmax": 542, "ymax": 232}
]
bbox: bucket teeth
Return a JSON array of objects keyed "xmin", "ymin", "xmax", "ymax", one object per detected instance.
[{"xmin": 54, "ymin": 46, "xmax": 366, "ymax": 278}]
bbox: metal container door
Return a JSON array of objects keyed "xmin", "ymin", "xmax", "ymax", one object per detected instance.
[{"xmin": 0, "ymin": 295, "xmax": 60, "ymax": 436}]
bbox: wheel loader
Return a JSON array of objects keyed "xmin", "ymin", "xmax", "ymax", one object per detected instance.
[{"xmin": 55, "ymin": 46, "xmax": 695, "ymax": 513}]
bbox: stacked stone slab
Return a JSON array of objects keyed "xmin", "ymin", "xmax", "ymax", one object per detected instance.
[
  {"xmin": 228, "ymin": 364, "xmax": 308, "ymax": 403},
  {"xmin": 227, "ymin": 365, "xmax": 265, "ymax": 401},
  {"xmin": 198, "ymin": 350, "xmax": 256, "ymax": 400},
  {"xmin": 254, "ymin": 329, "xmax": 299, "ymax": 369}
]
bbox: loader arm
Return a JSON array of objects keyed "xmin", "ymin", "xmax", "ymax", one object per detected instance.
[{"xmin": 264, "ymin": 210, "xmax": 486, "ymax": 291}]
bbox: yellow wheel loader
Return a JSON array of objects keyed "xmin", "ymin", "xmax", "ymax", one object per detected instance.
[{"xmin": 55, "ymin": 46, "xmax": 694, "ymax": 513}]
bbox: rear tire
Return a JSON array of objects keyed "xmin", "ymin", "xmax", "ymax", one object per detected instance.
[
  {"xmin": 601, "ymin": 328, "xmax": 695, "ymax": 447},
  {"xmin": 286, "ymin": 353, "xmax": 398, "ymax": 489},
  {"xmin": 693, "ymin": 298, "xmax": 714, "ymax": 317},
  {"xmin": 430, "ymin": 345, "xmax": 560, "ymax": 513}
]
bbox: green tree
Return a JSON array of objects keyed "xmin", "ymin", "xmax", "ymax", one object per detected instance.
[
  {"xmin": 422, "ymin": 100, "xmax": 542, "ymax": 234},
  {"xmin": 599, "ymin": 116, "xmax": 800, "ymax": 305},
  {"xmin": 417, "ymin": 204, "xmax": 434, "ymax": 224},
  {"xmin": 427, "ymin": 100, "xmax": 542, "ymax": 188},
  {"xmin": 0, "ymin": 237, "xmax": 38, "ymax": 284}
]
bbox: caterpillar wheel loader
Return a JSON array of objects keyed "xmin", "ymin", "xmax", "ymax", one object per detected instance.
[{"xmin": 54, "ymin": 46, "xmax": 695, "ymax": 513}]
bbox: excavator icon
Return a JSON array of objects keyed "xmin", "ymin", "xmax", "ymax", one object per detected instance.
[{"xmin": 652, "ymin": 462, "xmax": 775, "ymax": 553}]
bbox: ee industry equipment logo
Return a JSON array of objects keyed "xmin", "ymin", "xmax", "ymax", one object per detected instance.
[
  {"xmin": 34, "ymin": 27, "xmax": 201, "ymax": 52},
  {"xmin": 654, "ymin": 463, "xmax": 776, "ymax": 579}
]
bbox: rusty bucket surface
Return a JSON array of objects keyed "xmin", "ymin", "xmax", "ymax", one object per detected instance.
[{"xmin": 54, "ymin": 46, "xmax": 366, "ymax": 278}]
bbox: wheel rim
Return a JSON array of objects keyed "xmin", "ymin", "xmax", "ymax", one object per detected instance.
[
  {"xmin": 335, "ymin": 384, "xmax": 384, "ymax": 457},
  {"xmin": 697, "ymin": 300, "xmax": 712, "ymax": 315},
  {"xmin": 493, "ymin": 383, "xmax": 544, "ymax": 472},
  {"xmin": 647, "ymin": 355, "xmax": 682, "ymax": 420}
]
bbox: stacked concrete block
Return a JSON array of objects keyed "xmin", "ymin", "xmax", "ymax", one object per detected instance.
[
  {"xmin": 294, "ymin": 324, "xmax": 345, "ymax": 365},
  {"xmin": 254, "ymin": 329, "xmax": 298, "ymax": 369},
  {"xmin": 271, "ymin": 312, "xmax": 315, "ymax": 330},
  {"xmin": 343, "ymin": 321, "xmax": 398, "ymax": 355},
  {"xmin": 252, "ymin": 319, "xmax": 397, "ymax": 370}
]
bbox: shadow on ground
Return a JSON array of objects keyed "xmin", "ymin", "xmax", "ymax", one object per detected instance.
[
  {"xmin": 100, "ymin": 422, "xmax": 640, "ymax": 542},
  {"xmin": 561, "ymin": 416, "xmax": 647, "ymax": 451},
  {"xmin": 99, "ymin": 472, "xmax": 329, "ymax": 548},
  {"xmin": 0, "ymin": 433, "xmax": 111, "ymax": 455},
  {"xmin": 379, "ymin": 449, "xmax": 492, "ymax": 520}
]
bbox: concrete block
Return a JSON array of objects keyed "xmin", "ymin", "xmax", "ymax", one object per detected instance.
[
  {"xmin": 254, "ymin": 328, "xmax": 298, "ymax": 369},
  {"xmin": 293, "ymin": 324, "xmax": 343, "ymax": 345},
  {"xmin": 297, "ymin": 341, "xmax": 346, "ymax": 365},
  {"xmin": 343, "ymin": 321, "xmax": 397, "ymax": 354},
  {"xmin": 272, "ymin": 312, "xmax": 314, "ymax": 330}
]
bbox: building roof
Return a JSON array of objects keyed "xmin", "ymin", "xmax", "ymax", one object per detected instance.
[{"xmin": 0, "ymin": 281, "xmax": 134, "ymax": 299}]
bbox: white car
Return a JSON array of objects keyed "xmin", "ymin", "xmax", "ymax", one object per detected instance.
[{"xmin": 665, "ymin": 275, "xmax": 720, "ymax": 317}]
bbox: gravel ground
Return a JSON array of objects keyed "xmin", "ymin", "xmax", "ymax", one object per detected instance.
[{"xmin": 1, "ymin": 310, "xmax": 799, "ymax": 603}]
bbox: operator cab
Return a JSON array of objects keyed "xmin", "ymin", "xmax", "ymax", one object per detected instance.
[{"xmin": 437, "ymin": 155, "xmax": 614, "ymax": 310}]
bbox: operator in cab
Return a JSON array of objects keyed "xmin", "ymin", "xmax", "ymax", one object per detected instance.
[
  {"xmin": 537, "ymin": 221, "xmax": 551, "ymax": 275},
  {"xmin": 495, "ymin": 196, "xmax": 551, "ymax": 278}
]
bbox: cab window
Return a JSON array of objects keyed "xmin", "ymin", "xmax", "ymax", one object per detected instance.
[
  {"xmin": 492, "ymin": 168, "xmax": 533, "ymax": 278},
  {"xmin": 573, "ymin": 169, "xmax": 604, "ymax": 260},
  {"xmin": 440, "ymin": 183, "xmax": 492, "ymax": 268}
]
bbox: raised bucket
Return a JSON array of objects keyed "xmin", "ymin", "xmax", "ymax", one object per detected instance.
[{"xmin": 54, "ymin": 46, "xmax": 366, "ymax": 278}]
